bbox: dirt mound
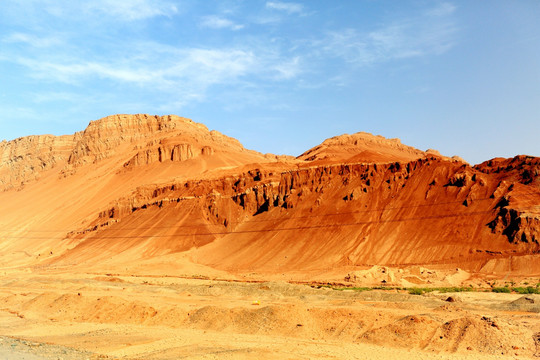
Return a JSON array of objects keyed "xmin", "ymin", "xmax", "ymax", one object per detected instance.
[
  {"xmin": 21, "ymin": 293, "xmax": 161, "ymax": 325},
  {"xmin": 434, "ymin": 303, "xmax": 464, "ymax": 312},
  {"xmin": 507, "ymin": 295, "xmax": 540, "ymax": 312},
  {"xmin": 3, "ymin": 274, "xmax": 540, "ymax": 359},
  {"xmin": 343, "ymin": 267, "xmax": 471, "ymax": 287},
  {"xmin": 361, "ymin": 315, "xmax": 440, "ymax": 348},
  {"xmin": 11, "ymin": 290, "xmax": 387, "ymax": 341},
  {"xmin": 435, "ymin": 316, "xmax": 533, "ymax": 355},
  {"xmin": 187, "ymin": 305, "xmax": 308, "ymax": 336},
  {"xmin": 361, "ymin": 314, "xmax": 535, "ymax": 356},
  {"xmin": 511, "ymin": 294, "xmax": 540, "ymax": 305},
  {"xmin": 0, "ymin": 336, "xmax": 101, "ymax": 360}
]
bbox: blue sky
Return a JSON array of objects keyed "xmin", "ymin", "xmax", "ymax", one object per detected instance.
[{"xmin": 0, "ymin": 1, "xmax": 539, "ymax": 164}]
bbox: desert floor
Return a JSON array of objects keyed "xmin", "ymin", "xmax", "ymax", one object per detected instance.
[{"xmin": 0, "ymin": 271, "xmax": 539, "ymax": 360}]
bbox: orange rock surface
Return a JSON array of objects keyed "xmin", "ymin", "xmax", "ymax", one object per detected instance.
[{"xmin": 0, "ymin": 114, "xmax": 538, "ymax": 278}]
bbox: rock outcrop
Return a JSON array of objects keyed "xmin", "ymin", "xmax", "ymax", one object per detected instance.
[
  {"xmin": 489, "ymin": 205, "xmax": 540, "ymax": 244},
  {"xmin": 0, "ymin": 134, "xmax": 79, "ymax": 190},
  {"xmin": 0, "ymin": 114, "xmax": 539, "ymax": 276},
  {"xmin": 297, "ymin": 132, "xmax": 426, "ymax": 163},
  {"xmin": 474, "ymin": 155, "xmax": 540, "ymax": 188},
  {"xmin": 67, "ymin": 114, "xmax": 196, "ymax": 166},
  {"xmin": 0, "ymin": 114, "xmax": 263, "ymax": 189},
  {"xmin": 66, "ymin": 154, "xmax": 539, "ymax": 272}
]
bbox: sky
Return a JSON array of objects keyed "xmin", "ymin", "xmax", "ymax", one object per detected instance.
[{"xmin": 0, "ymin": 1, "xmax": 539, "ymax": 164}]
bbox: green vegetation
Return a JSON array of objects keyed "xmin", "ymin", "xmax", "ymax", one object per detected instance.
[
  {"xmin": 312, "ymin": 283, "xmax": 540, "ymax": 295},
  {"xmin": 336, "ymin": 286, "xmax": 372, "ymax": 292},
  {"xmin": 313, "ymin": 284, "xmax": 372, "ymax": 292},
  {"xmin": 407, "ymin": 287, "xmax": 474, "ymax": 295},
  {"xmin": 492, "ymin": 287, "xmax": 512, "ymax": 293},
  {"xmin": 491, "ymin": 286, "xmax": 539, "ymax": 294},
  {"xmin": 512, "ymin": 286, "xmax": 540, "ymax": 294},
  {"xmin": 408, "ymin": 288, "xmax": 425, "ymax": 295}
]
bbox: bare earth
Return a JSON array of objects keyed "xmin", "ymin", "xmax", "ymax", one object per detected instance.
[
  {"xmin": 1, "ymin": 115, "xmax": 539, "ymax": 358},
  {"xmin": 1, "ymin": 271, "xmax": 539, "ymax": 360}
]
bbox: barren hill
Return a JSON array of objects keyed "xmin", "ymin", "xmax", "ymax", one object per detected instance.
[
  {"xmin": 0, "ymin": 114, "xmax": 538, "ymax": 279},
  {"xmin": 297, "ymin": 132, "xmax": 426, "ymax": 163}
]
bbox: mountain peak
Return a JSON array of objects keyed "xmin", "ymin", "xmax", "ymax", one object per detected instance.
[{"xmin": 298, "ymin": 131, "xmax": 426, "ymax": 163}]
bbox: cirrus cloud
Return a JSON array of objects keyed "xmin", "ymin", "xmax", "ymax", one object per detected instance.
[
  {"xmin": 265, "ymin": 1, "xmax": 304, "ymax": 15},
  {"xmin": 200, "ymin": 15, "xmax": 244, "ymax": 31}
]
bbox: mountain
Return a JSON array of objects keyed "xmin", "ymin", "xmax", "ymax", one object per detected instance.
[
  {"xmin": 0, "ymin": 114, "xmax": 538, "ymax": 279},
  {"xmin": 297, "ymin": 132, "xmax": 426, "ymax": 163}
]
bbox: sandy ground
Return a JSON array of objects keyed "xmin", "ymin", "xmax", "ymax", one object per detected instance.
[{"xmin": 0, "ymin": 272, "xmax": 539, "ymax": 359}]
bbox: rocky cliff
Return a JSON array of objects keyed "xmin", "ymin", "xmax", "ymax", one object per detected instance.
[
  {"xmin": 63, "ymin": 154, "xmax": 539, "ymax": 273},
  {"xmin": 0, "ymin": 114, "xmax": 264, "ymax": 190},
  {"xmin": 0, "ymin": 134, "xmax": 79, "ymax": 190},
  {"xmin": 66, "ymin": 114, "xmax": 243, "ymax": 166},
  {"xmin": 0, "ymin": 114, "xmax": 538, "ymax": 276}
]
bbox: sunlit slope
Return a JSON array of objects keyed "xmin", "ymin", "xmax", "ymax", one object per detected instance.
[
  {"xmin": 53, "ymin": 158, "xmax": 540, "ymax": 275},
  {"xmin": 0, "ymin": 114, "xmax": 277, "ymax": 268},
  {"xmin": 195, "ymin": 157, "xmax": 540, "ymax": 274},
  {"xmin": 0, "ymin": 114, "xmax": 538, "ymax": 276}
]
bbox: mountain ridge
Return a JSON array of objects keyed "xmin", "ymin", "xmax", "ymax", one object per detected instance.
[{"xmin": 0, "ymin": 114, "xmax": 538, "ymax": 280}]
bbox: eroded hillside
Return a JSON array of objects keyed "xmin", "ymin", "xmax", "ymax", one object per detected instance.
[{"xmin": 0, "ymin": 114, "xmax": 538, "ymax": 278}]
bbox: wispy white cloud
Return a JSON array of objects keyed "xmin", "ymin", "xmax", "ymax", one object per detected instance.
[
  {"xmin": 3, "ymin": 32, "xmax": 64, "ymax": 48},
  {"xmin": 200, "ymin": 15, "xmax": 244, "ymax": 31},
  {"xmin": 266, "ymin": 1, "xmax": 304, "ymax": 15},
  {"xmin": 32, "ymin": 91, "xmax": 88, "ymax": 104},
  {"xmin": 0, "ymin": 0, "xmax": 179, "ymax": 23},
  {"xmin": 0, "ymin": 0, "xmax": 461, "ymax": 127},
  {"xmin": 11, "ymin": 46, "xmax": 258, "ymax": 90},
  {"xmin": 0, "ymin": 105, "xmax": 42, "ymax": 124},
  {"xmin": 318, "ymin": 3, "xmax": 457, "ymax": 66},
  {"xmin": 4, "ymin": 45, "xmax": 275, "ymax": 118},
  {"xmin": 173, "ymin": 48, "xmax": 257, "ymax": 85},
  {"xmin": 156, "ymin": 94, "xmax": 206, "ymax": 112},
  {"xmin": 426, "ymin": 2, "xmax": 456, "ymax": 17},
  {"xmin": 83, "ymin": 0, "xmax": 178, "ymax": 20},
  {"xmin": 12, "ymin": 57, "xmax": 153, "ymax": 85},
  {"xmin": 272, "ymin": 56, "xmax": 301, "ymax": 79}
]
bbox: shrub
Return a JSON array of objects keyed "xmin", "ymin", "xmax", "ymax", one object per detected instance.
[
  {"xmin": 437, "ymin": 287, "xmax": 473, "ymax": 293},
  {"xmin": 492, "ymin": 287, "xmax": 511, "ymax": 293},
  {"xmin": 512, "ymin": 286, "xmax": 540, "ymax": 294},
  {"xmin": 408, "ymin": 288, "xmax": 424, "ymax": 295}
]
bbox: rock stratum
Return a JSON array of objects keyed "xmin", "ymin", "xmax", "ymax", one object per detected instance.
[{"xmin": 0, "ymin": 114, "xmax": 539, "ymax": 279}]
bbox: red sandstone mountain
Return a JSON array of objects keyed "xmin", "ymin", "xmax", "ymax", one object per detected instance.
[
  {"xmin": 297, "ymin": 132, "xmax": 426, "ymax": 163},
  {"xmin": 0, "ymin": 114, "xmax": 538, "ymax": 277}
]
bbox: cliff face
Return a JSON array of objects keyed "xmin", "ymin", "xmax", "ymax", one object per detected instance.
[
  {"xmin": 62, "ymin": 155, "xmax": 539, "ymax": 273},
  {"xmin": 474, "ymin": 155, "xmax": 540, "ymax": 188},
  {"xmin": 0, "ymin": 114, "xmax": 539, "ymax": 276},
  {"xmin": 66, "ymin": 114, "xmax": 218, "ymax": 166},
  {"xmin": 0, "ymin": 114, "xmax": 261, "ymax": 190},
  {"xmin": 474, "ymin": 156, "xmax": 540, "ymax": 245},
  {"xmin": 122, "ymin": 142, "xmax": 215, "ymax": 167},
  {"xmin": 0, "ymin": 134, "xmax": 79, "ymax": 190}
]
